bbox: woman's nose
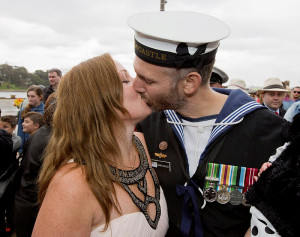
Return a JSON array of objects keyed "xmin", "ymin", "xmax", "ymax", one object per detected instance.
[{"xmin": 133, "ymin": 78, "xmax": 146, "ymax": 93}]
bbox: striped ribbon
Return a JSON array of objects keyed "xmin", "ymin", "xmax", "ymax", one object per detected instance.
[
  {"xmin": 239, "ymin": 167, "xmax": 246, "ymax": 192},
  {"xmin": 218, "ymin": 164, "xmax": 231, "ymax": 191},
  {"xmin": 204, "ymin": 163, "xmax": 220, "ymax": 189},
  {"xmin": 243, "ymin": 167, "xmax": 258, "ymax": 193}
]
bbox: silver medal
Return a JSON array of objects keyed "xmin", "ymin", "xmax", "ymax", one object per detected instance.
[
  {"xmin": 204, "ymin": 187, "xmax": 218, "ymax": 202},
  {"xmin": 217, "ymin": 188, "xmax": 230, "ymax": 204},
  {"xmin": 229, "ymin": 189, "xmax": 243, "ymax": 205}
]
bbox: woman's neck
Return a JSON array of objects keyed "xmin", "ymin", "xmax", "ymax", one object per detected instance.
[
  {"xmin": 116, "ymin": 125, "xmax": 138, "ymax": 169},
  {"xmin": 33, "ymin": 101, "xmax": 42, "ymax": 108}
]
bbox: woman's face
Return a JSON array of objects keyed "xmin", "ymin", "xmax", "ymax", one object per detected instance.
[
  {"xmin": 114, "ymin": 61, "xmax": 152, "ymax": 122},
  {"xmin": 27, "ymin": 91, "xmax": 42, "ymax": 107}
]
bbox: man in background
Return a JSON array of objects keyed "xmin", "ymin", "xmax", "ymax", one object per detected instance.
[
  {"xmin": 43, "ymin": 68, "xmax": 62, "ymax": 103},
  {"xmin": 260, "ymin": 78, "xmax": 288, "ymax": 117},
  {"xmin": 291, "ymin": 86, "xmax": 300, "ymax": 101}
]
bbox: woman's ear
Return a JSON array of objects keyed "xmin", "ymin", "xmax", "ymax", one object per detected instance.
[{"xmin": 183, "ymin": 72, "xmax": 202, "ymax": 95}]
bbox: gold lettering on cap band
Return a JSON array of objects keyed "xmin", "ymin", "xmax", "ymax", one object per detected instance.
[
  {"xmin": 134, "ymin": 38, "xmax": 218, "ymax": 69},
  {"xmin": 135, "ymin": 42, "xmax": 167, "ymax": 61}
]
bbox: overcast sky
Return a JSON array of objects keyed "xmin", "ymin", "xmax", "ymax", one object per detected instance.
[{"xmin": 1, "ymin": 0, "xmax": 300, "ymax": 88}]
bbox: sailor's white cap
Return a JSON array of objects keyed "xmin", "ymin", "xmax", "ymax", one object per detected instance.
[
  {"xmin": 127, "ymin": 11, "xmax": 230, "ymax": 69},
  {"xmin": 210, "ymin": 67, "xmax": 229, "ymax": 84}
]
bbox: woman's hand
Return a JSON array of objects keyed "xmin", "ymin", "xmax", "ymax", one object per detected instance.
[{"xmin": 254, "ymin": 162, "xmax": 272, "ymax": 182}]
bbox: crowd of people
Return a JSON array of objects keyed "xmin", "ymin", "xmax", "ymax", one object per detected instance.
[{"xmin": 0, "ymin": 11, "xmax": 299, "ymax": 237}]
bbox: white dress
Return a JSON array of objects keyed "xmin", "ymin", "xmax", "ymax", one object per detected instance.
[{"xmin": 90, "ymin": 187, "xmax": 169, "ymax": 237}]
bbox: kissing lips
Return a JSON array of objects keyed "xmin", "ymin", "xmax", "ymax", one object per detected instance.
[{"xmin": 141, "ymin": 95, "xmax": 152, "ymax": 107}]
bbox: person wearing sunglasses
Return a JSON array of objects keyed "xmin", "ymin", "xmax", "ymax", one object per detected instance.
[{"xmin": 291, "ymin": 86, "xmax": 300, "ymax": 101}]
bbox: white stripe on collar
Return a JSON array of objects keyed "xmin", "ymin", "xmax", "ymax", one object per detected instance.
[
  {"xmin": 164, "ymin": 100, "xmax": 263, "ymax": 145},
  {"xmin": 209, "ymin": 101, "xmax": 262, "ymax": 142}
]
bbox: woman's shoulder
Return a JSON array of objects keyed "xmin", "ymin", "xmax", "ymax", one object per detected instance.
[
  {"xmin": 33, "ymin": 163, "xmax": 102, "ymax": 236},
  {"xmin": 33, "ymin": 102, "xmax": 44, "ymax": 112},
  {"xmin": 49, "ymin": 163, "xmax": 89, "ymax": 195},
  {"xmin": 44, "ymin": 163, "xmax": 101, "ymax": 218}
]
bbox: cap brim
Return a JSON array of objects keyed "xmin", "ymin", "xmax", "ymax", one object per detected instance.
[
  {"xmin": 258, "ymin": 89, "xmax": 289, "ymax": 93},
  {"xmin": 127, "ymin": 11, "xmax": 230, "ymax": 44},
  {"xmin": 227, "ymin": 86, "xmax": 249, "ymax": 95},
  {"xmin": 212, "ymin": 67, "xmax": 229, "ymax": 83}
]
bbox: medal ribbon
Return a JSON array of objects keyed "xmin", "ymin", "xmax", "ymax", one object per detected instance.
[
  {"xmin": 205, "ymin": 163, "xmax": 219, "ymax": 189},
  {"xmin": 243, "ymin": 167, "xmax": 258, "ymax": 193},
  {"xmin": 238, "ymin": 167, "xmax": 246, "ymax": 192},
  {"xmin": 228, "ymin": 165, "xmax": 238, "ymax": 192},
  {"xmin": 218, "ymin": 164, "xmax": 231, "ymax": 191}
]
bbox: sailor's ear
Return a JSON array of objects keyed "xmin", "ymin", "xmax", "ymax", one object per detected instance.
[{"xmin": 182, "ymin": 72, "xmax": 201, "ymax": 95}]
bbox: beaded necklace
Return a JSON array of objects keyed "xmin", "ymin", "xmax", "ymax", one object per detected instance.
[{"xmin": 109, "ymin": 135, "xmax": 161, "ymax": 229}]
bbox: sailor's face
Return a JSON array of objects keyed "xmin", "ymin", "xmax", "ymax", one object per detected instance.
[{"xmin": 133, "ymin": 56, "xmax": 185, "ymax": 111}]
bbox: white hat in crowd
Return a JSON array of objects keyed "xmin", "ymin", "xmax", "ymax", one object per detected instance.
[
  {"xmin": 259, "ymin": 78, "xmax": 289, "ymax": 93},
  {"xmin": 227, "ymin": 78, "xmax": 249, "ymax": 93},
  {"xmin": 127, "ymin": 11, "xmax": 230, "ymax": 69}
]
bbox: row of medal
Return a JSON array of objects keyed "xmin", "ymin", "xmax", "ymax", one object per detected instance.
[{"xmin": 203, "ymin": 163, "xmax": 258, "ymax": 206}]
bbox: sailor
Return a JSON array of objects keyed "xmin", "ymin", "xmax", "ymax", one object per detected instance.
[
  {"xmin": 128, "ymin": 11, "xmax": 285, "ymax": 237},
  {"xmin": 210, "ymin": 67, "xmax": 229, "ymax": 88}
]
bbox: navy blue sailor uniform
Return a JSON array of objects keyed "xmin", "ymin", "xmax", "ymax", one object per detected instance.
[{"xmin": 136, "ymin": 88, "xmax": 285, "ymax": 237}]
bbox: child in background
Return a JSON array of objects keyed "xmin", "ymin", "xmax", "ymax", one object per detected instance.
[
  {"xmin": 0, "ymin": 115, "xmax": 21, "ymax": 153},
  {"xmin": 22, "ymin": 112, "xmax": 44, "ymax": 137},
  {"xmin": 20, "ymin": 112, "xmax": 44, "ymax": 165},
  {"xmin": 17, "ymin": 85, "xmax": 44, "ymax": 153}
]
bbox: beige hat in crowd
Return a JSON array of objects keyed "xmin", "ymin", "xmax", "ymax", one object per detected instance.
[
  {"xmin": 258, "ymin": 78, "xmax": 289, "ymax": 93},
  {"xmin": 227, "ymin": 78, "xmax": 248, "ymax": 93}
]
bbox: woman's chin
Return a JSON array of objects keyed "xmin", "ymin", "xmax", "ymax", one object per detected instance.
[{"xmin": 130, "ymin": 112, "xmax": 152, "ymax": 125}]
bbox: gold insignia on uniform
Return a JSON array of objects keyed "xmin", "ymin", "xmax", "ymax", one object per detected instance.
[
  {"xmin": 154, "ymin": 152, "xmax": 167, "ymax": 159},
  {"xmin": 159, "ymin": 141, "xmax": 168, "ymax": 150}
]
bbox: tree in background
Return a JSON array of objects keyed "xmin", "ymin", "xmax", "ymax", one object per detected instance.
[{"xmin": 0, "ymin": 64, "xmax": 49, "ymax": 89}]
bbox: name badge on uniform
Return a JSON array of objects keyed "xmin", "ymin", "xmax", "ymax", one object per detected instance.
[{"xmin": 152, "ymin": 159, "xmax": 171, "ymax": 172}]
